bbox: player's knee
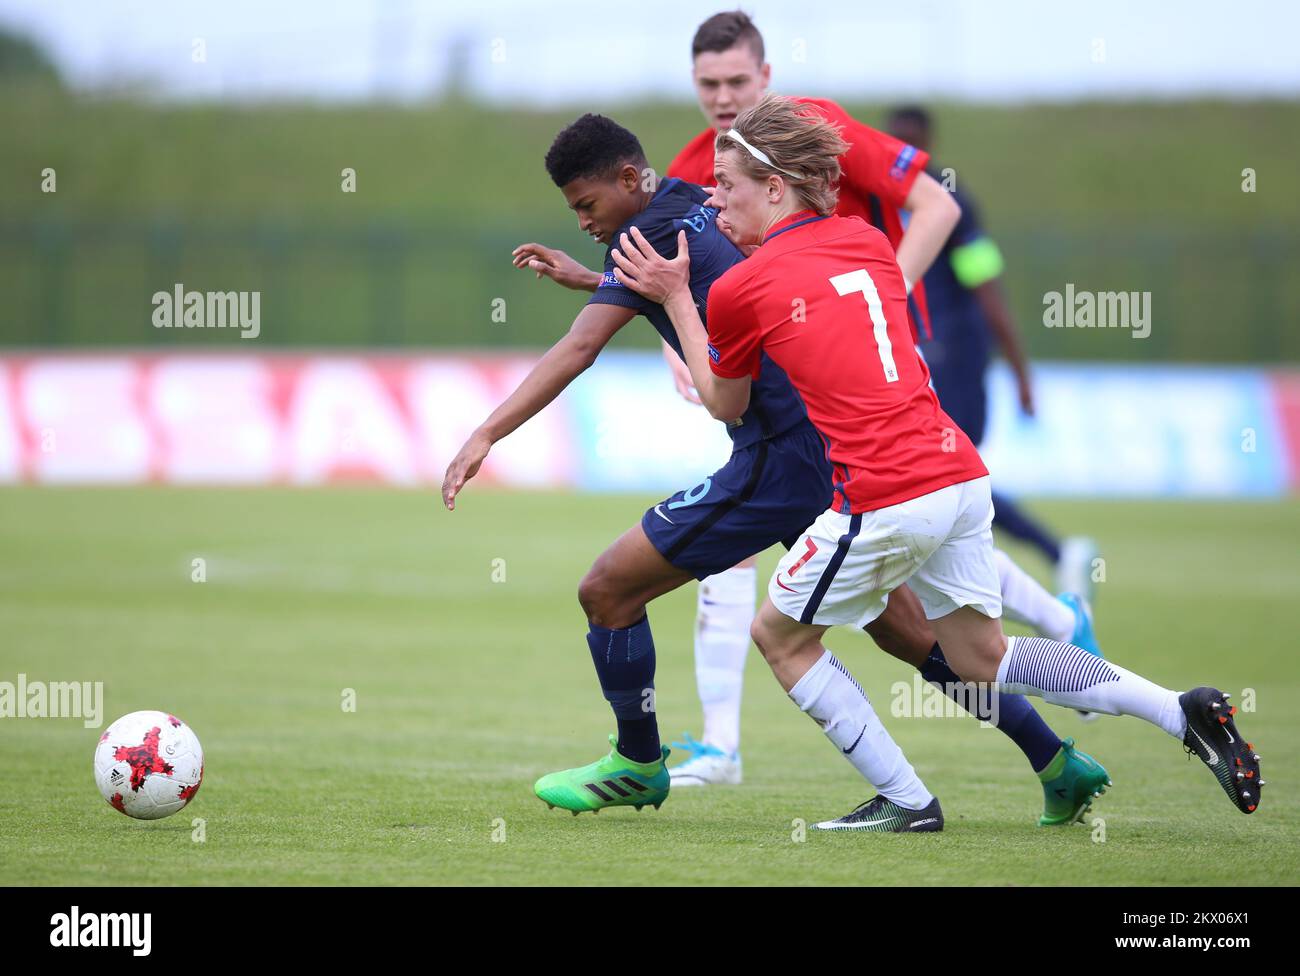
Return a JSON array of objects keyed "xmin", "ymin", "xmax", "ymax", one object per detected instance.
[
  {"xmin": 749, "ymin": 614, "xmax": 774, "ymax": 659},
  {"xmin": 750, "ymin": 612, "xmax": 792, "ymax": 666},
  {"xmin": 577, "ymin": 569, "xmax": 608, "ymax": 622},
  {"xmin": 952, "ymin": 629, "xmax": 1006, "ymax": 683},
  {"xmin": 977, "ymin": 631, "xmax": 1009, "ymax": 674},
  {"xmin": 577, "ymin": 566, "xmax": 636, "ymax": 629}
]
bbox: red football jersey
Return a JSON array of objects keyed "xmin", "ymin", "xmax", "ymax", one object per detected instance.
[
  {"xmin": 706, "ymin": 211, "xmax": 987, "ymax": 514},
  {"xmin": 667, "ymin": 96, "xmax": 933, "ymax": 339}
]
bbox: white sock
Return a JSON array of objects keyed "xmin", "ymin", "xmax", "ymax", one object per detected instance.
[
  {"xmin": 695, "ymin": 565, "xmax": 755, "ymax": 755},
  {"xmin": 995, "ymin": 548, "xmax": 1075, "ymax": 642},
  {"xmin": 788, "ymin": 649, "xmax": 933, "ymax": 809},
  {"xmin": 997, "ymin": 636, "xmax": 1187, "ymax": 738}
]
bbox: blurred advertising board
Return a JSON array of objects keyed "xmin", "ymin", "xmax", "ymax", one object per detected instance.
[{"xmin": 0, "ymin": 353, "xmax": 1294, "ymax": 497}]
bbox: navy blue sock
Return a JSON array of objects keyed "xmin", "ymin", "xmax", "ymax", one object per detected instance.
[
  {"xmin": 991, "ymin": 491, "xmax": 1061, "ymax": 566},
  {"xmin": 586, "ymin": 615, "xmax": 661, "ymax": 764},
  {"xmin": 919, "ymin": 642, "xmax": 1061, "ymax": 773}
]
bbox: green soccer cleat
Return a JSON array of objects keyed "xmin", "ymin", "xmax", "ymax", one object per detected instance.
[
  {"xmin": 1038, "ymin": 737, "xmax": 1112, "ymax": 826},
  {"xmin": 534, "ymin": 734, "xmax": 670, "ymax": 815}
]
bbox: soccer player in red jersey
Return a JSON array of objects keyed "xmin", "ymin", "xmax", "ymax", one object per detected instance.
[
  {"xmin": 664, "ymin": 9, "xmax": 950, "ymax": 786},
  {"xmin": 610, "ymin": 95, "xmax": 1263, "ymax": 830},
  {"xmin": 628, "ymin": 10, "xmax": 1093, "ymax": 797}
]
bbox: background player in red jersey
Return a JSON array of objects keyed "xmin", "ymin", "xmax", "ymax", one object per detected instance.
[
  {"xmin": 665, "ymin": 12, "xmax": 956, "ymax": 328},
  {"xmin": 610, "ymin": 94, "xmax": 1263, "ymax": 831}
]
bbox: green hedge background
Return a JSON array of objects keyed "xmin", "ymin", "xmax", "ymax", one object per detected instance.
[{"xmin": 3, "ymin": 89, "xmax": 1297, "ymax": 361}]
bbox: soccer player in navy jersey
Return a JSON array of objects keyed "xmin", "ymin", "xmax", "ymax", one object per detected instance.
[
  {"xmin": 610, "ymin": 95, "xmax": 1263, "ymax": 830},
  {"xmin": 886, "ymin": 104, "xmax": 1101, "ymax": 603},
  {"xmin": 449, "ymin": 113, "xmax": 1114, "ymax": 825},
  {"xmin": 444, "ymin": 114, "xmax": 834, "ymax": 814}
]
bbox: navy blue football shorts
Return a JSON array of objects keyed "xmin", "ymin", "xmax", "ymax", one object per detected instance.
[{"xmin": 641, "ymin": 422, "xmax": 834, "ymax": 580}]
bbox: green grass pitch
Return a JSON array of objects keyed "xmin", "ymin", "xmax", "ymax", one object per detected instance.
[{"xmin": 1, "ymin": 487, "xmax": 1296, "ymax": 886}]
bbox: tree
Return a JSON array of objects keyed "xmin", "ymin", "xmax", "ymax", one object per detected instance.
[{"xmin": 0, "ymin": 27, "xmax": 63, "ymax": 87}]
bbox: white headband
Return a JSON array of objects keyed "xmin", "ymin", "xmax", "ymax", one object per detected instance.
[{"xmin": 723, "ymin": 128, "xmax": 805, "ymax": 180}]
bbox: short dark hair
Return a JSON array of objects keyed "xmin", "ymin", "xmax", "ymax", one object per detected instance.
[
  {"xmin": 692, "ymin": 10, "xmax": 764, "ymax": 63},
  {"xmin": 886, "ymin": 104, "xmax": 932, "ymax": 135},
  {"xmin": 544, "ymin": 113, "xmax": 647, "ymax": 188}
]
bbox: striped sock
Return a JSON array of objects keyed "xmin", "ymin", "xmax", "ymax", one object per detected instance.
[
  {"xmin": 996, "ymin": 636, "xmax": 1185, "ymax": 738},
  {"xmin": 920, "ymin": 643, "xmax": 1061, "ymax": 772}
]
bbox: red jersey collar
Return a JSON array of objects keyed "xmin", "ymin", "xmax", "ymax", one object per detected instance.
[{"xmin": 763, "ymin": 209, "xmax": 824, "ymax": 243}]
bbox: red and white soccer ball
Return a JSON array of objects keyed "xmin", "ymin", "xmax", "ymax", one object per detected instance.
[{"xmin": 94, "ymin": 710, "xmax": 204, "ymax": 820}]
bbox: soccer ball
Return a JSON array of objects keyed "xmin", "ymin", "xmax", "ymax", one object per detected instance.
[{"xmin": 94, "ymin": 710, "xmax": 204, "ymax": 820}]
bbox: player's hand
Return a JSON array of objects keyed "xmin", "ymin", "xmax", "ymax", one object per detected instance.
[
  {"xmin": 610, "ymin": 227, "xmax": 691, "ymax": 305},
  {"xmin": 662, "ymin": 341, "xmax": 702, "ymax": 405},
  {"xmin": 1016, "ymin": 372, "xmax": 1036, "ymax": 417},
  {"xmin": 441, "ymin": 430, "xmax": 492, "ymax": 511},
  {"xmin": 511, "ymin": 243, "xmax": 600, "ymax": 291}
]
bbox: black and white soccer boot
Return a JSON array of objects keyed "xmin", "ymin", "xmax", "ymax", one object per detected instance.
[
  {"xmin": 1179, "ymin": 686, "xmax": 1264, "ymax": 814},
  {"xmin": 813, "ymin": 795, "xmax": 944, "ymax": 832}
]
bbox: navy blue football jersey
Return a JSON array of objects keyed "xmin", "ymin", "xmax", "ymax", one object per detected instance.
[
  {"xmin": 586, "ymin": 177, "xmax": 809, "ymax": 449},
  {"xmin": 921, "ymin": 182, "xmax": 994, "ymax": 373}
]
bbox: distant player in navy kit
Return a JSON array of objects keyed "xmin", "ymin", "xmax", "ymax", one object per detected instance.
[
  {"xmin": 887, "ymin": 105, "xmax": 1101, "ymax": 602},
  {"xmin": 447, "ymin": 111, "xmax": 1117, "ymax": 826}
]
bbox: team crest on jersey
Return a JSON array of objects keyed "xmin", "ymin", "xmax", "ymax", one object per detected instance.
[{"xmin": 890, "ymin": 144, "xmax": 917, "ymax": 181}]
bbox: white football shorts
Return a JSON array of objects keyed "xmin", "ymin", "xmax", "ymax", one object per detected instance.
[{"xmin": 769, "ymin": 475, "xmax": 1002, "ymax": 629}]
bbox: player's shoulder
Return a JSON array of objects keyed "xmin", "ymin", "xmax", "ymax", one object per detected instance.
[
  {"xmin": 777, "ymin": 213, "xmax": 878, "ymax": 248},
  {"xmin": 619, "ymin": 178, "xmax": 698, "ymax": 236},
  {"xmin": 666, "ymin": 129, "xmax": 714, "ymax": 179},
  {"xmin": 617, "ymin": 179, "xmax": 736, "ymax": 265},
  {"xmin": 791, "ymin": 95, "xmax": 847, "ymax": 121},
  {"xmin": 765, "ymin": 214, "xmax": 893, "ymax": 268},
  {"xmin": 825, "ymin": 212, "xmax": 884, "ymax": 238},
  {"xmin": 823, "ymin": 213, "xmax": 898, "ymax": 253},
  {"xmin": 792, "ymin": 97, "xmax": 899, "ymax": 155},
  {"xmin": 656, "ymin": 176, "xmax": 711, "ymax": 212}
]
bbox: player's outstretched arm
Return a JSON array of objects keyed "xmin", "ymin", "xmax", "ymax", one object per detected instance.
[
  {"xmin": 895, "ymin": 171, "xmax": 961, "ymax": 291},
  {"xmin": 972, "ymin": 276, "xmax": 1035, "ymax": 415},
  {"xmin": 511, "ymin": 242, "xmax": 602, "ymax": 292},
  {"xmin": 611, "ymin": 228, "xmax": 750, "ymax": 423},
  {"xmin": 440, "ymin": 302, "xmax": 636, "ymax": 509}
]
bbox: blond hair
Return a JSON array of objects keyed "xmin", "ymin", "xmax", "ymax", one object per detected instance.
[{"xmin": 715, "ymin": 95, "xmax": 849, "ymax": 215}]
